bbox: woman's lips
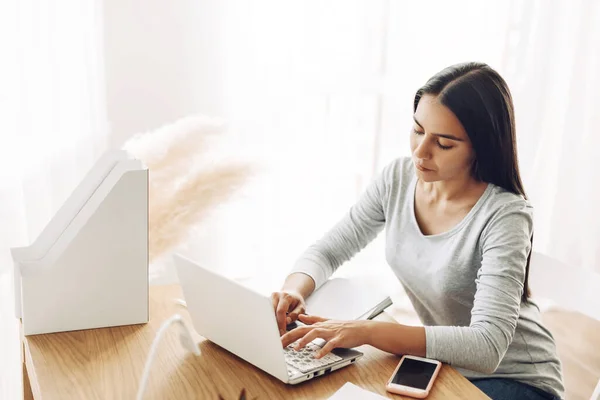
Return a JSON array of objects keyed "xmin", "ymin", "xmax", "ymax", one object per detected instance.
[{"xmin": 415, "ymin": 162, "xmax": 433, "ymax": 172}]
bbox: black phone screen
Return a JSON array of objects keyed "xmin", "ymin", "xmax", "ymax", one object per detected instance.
[{"xmin": 391, "ymin": 358, "xmax": 438, "ymax": 390}]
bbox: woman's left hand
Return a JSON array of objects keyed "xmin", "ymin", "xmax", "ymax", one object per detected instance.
[{"xmin": 280, "ymin": 314, "xmax": 372, "ymax": 358}]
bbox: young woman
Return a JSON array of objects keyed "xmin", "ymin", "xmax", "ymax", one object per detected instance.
[{"xmin": 272, "ymin": 62, "xmax": 565, "ymax": 400}]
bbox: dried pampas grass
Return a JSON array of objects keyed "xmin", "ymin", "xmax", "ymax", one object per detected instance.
[{"xmin": 123, "ymin": 115, "xmax": 255, "ymax": 263}]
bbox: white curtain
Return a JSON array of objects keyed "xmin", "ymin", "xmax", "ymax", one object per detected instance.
[
  {"xmin": 0, "ymin": 1, "xmax": 107, "ymax": 398},
  {"xmin": 188, "ymin": 0, "xmax": 599, "ymax": 288},
  {"xmin": 185, "ymin": 0, "xmax": 518, "ymax": 287},
  {"xmin": 178, "ymin": 0, "xmax": 390, "ymax": 284},
  {"xmin": 503, "ymin": 0, "xmax": 600, "ymax": 274}
]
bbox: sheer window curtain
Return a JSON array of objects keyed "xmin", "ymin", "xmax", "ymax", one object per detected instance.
[
  {"xmin": 196, "ymin": 0, "xmax": 599, "ymax": 292},
  {"xmin": 179, "ymin": 0, "xmax": 396, "ymax": 287},
  {"xmin": 503, "ymin": 0, "xmax": 600, "ymax": 275},
  {"xmin": 185, "ymin": 0, "xmax": 514, "ymax": 290},
  {"xmin": 0, "ymin": 0, "xmax": 107, "ymax": 398}
]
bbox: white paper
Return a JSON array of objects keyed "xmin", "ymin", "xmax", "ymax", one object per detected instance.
[
  {"xmin": 305, "ymin": 277, "xmax": 390, "ymax": 320},
  {"xmin": 328, "ymin": 382, "xmax": 388, "ymax": 400}
]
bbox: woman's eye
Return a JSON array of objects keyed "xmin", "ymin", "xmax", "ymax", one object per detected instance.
[
  {"xmin": 437, "ymin": 141, "xmax": 453, "ymax": 150},
  {"xmin": 412, "ymin": 128, "xmax": 453, "ymax": 150}
]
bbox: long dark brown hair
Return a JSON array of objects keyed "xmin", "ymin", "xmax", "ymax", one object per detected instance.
[{"xmin": 414, "ymin": 62, "xmax": 532, "ymax": 302}]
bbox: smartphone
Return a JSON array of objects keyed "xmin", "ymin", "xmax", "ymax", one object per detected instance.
[{"xmin": 386, "ymin": 355, "xmax": 442, "ymax": 398}]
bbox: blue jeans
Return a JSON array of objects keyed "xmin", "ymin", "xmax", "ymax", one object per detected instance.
[{"xmin": 469, "ymin": 378, "xmax": 560, "ymax": 400}]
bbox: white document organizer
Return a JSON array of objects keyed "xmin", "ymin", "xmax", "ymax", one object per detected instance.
[{"xmin": 12, "ymin": 150, "xmax": 149, "ymax": 335}]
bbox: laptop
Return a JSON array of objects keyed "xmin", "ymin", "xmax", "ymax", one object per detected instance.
[{"xmin": 173, "ymin": 253, "xmax": 364, "ymax": 384}]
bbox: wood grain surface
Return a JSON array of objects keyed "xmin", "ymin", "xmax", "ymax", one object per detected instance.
[{"xmin": 22, "ymin": 284, "xmax": 489, "ymax": 399}]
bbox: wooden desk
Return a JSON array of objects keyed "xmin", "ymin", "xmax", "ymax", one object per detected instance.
[{"xmin": 21, "ymin": 285, "xmax": 488, "ymax": 399}]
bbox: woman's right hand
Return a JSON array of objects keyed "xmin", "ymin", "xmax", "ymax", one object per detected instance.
[{"xmin": 271, "ymin": 290, "xmax": 307, "ymax": 336}]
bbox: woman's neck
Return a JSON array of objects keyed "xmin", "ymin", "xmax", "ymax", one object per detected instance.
[{"xmin": 420, "ymin": 174, "xmax": 486, "ymax": 204}]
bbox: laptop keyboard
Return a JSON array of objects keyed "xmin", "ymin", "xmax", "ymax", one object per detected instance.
[{"xmin": 284, "ymin": 342, "xmax": 342, "ymax": 373}]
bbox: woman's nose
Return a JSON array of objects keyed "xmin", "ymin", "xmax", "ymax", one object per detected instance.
[{"xmin": 413, "ymin": 137, "xmax": 431, "ymax": 160}]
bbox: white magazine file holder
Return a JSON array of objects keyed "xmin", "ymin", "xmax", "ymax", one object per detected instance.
[{"xmin": 11, "ymin": 149, "xmax": 149, "ymax": 335}]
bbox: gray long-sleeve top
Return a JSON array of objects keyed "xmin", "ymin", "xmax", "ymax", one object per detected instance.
[{"xmin": 290, "ymin": 157, "xmax": 564, "ymax": 399}]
